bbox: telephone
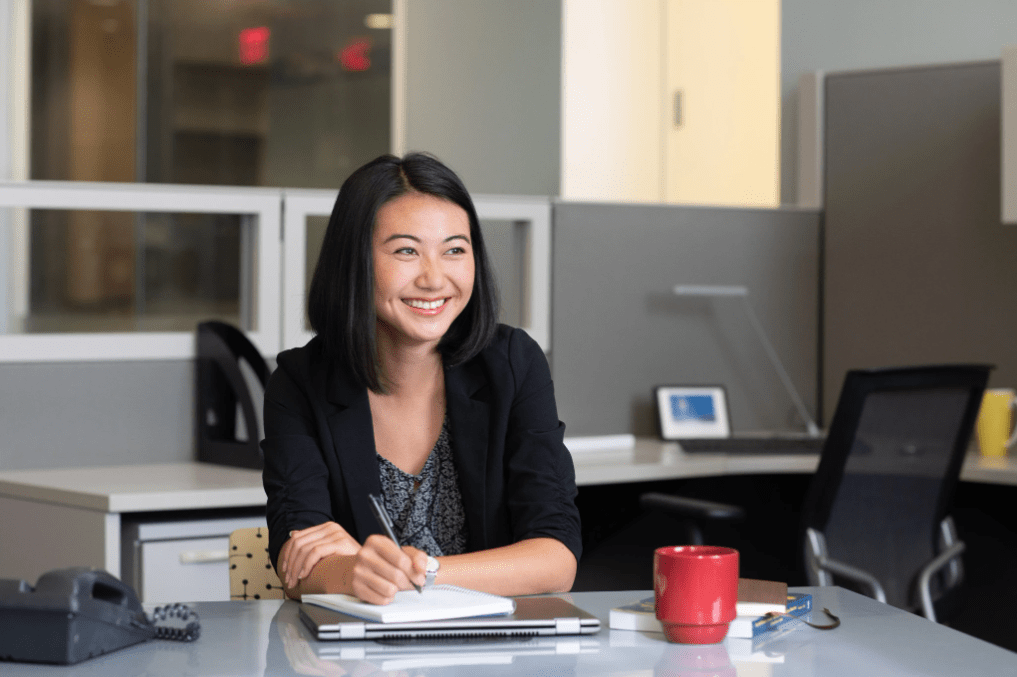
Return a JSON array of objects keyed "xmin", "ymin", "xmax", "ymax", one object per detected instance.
[{"xmin": 0, "ymin": 567, "xmax": 199, "ymax": 665}]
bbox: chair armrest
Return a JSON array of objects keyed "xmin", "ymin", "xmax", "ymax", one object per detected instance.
[
  {"xmin": 815, "ymin": 555, "xmax": 887, "ymax": 603},
  {"xmin": 917, "ymin": 540, "xmax": 965, "ymax": 623},
  {"xmin": 639, "ymin": 492, "xmax": 744, "ymax": 521}
]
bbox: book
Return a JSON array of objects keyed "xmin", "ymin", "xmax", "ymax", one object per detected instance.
[
  {"xmin": 735, "ymin": 578, "xmax": 788, "ymax": 617},
  {"xmin": 727, "ymin": 593, "xmax": 812, "ymax": 639},
  {"xmin": 608, "ymin": 578, "xmax": 791, "ymax": 632},
  {"xmin": 608, "ymin": 585, "xmax": 811, "ymax": 639},
  {"xmin": 302, "ymin": 584, "xmax": 515, "ymax": 624}
]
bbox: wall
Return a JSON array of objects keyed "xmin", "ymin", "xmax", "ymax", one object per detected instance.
[
  {"xmin": 822, "ymin": 61, "xmax": 1017, "ymax": 418},
  {"xmin": 781, "ymin": 0, "xmax": 1017, "ymax": 204},
  {"xmin": 551, "ymin": 201, "xmax": 820, "ymax": 437},
  {"xmin": 401, "ymin": 0, "xmax": 561, "ymax": 196},
  {"xmin": 0, "ymin": 360, "xmax": 194, "ymax": 469}
]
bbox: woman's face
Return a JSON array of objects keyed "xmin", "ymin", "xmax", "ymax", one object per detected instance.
[{"xmin": 372, "ymin": 192, "xmax": 475, "ymax": 349}]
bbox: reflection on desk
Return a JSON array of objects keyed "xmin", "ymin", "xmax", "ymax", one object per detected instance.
[{"xmin": 3, "ymin": 587, "xmax": 1013, "ymax": 676}]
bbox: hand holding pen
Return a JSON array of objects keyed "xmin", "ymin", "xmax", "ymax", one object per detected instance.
[{"xmin": 368, "ymin": 493, "xmax": 423, "ymax": 594}]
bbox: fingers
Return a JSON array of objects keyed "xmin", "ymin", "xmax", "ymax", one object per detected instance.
[
  {"xmin": 350, "ymin": 536, "xmax": 427, "ymax": 604},
  {"xmin": 280, "ymin": 522, "xmax": 361, "ymax": 589}
]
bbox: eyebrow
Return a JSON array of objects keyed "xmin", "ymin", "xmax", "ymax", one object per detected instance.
[{"xmin": 383, "ymin": 233, "xmax": 471, "ymax": 244}]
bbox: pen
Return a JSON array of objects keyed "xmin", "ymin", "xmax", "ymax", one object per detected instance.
[{"xmin": 368, "ymin": 493, "xmax": 423, "ymax": 594}]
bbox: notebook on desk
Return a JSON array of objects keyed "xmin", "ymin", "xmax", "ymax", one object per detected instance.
[
  {"xmin": 299, "ymin": 595, "xmax": 601, "ymax": 641},
  {"xmin": 676, "ymin": 432, "xmax": 825, "ymax": 454}
]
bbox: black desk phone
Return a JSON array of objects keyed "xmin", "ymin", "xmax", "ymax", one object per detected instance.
[{"xmin": 0, "ymin": 567, "xmax": 200, "ymax": 665}]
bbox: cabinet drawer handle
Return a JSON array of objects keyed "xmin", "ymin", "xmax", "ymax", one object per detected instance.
[{"xmin": 179, "ymin": 549, "xmax": 229, "ymax": 564}]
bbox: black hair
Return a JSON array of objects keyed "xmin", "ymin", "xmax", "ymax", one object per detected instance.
[{"xmin": 307, "ymin": 152, "xmax": 499, "ymax": 392}]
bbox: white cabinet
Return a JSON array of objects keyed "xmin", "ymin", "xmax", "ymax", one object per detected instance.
[
  {"xmin": 0, "ymin": 463, "xmax": 267, "ymax": 604},
  {"xmin": 122, "ymin": 514, "xmax": 266, "ymax": 603},
  {"xmin": 561, "ymin": 0, "xmax": 780, "ymax": 206}
]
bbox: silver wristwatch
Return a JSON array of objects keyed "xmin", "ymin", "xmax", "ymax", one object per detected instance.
[{"xmin": 425, "ymin": 556, "xmax": 440, "ymax": 588}]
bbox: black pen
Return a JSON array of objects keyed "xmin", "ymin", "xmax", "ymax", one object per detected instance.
[{"xmin": 368, "ymin": 493, "xmax": 423, "ymax": 594}]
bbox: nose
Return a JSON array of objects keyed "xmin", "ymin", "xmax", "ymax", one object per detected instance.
[{"xmin": 416, "ymin": 254, "xmax": 442, "ymax": 289}]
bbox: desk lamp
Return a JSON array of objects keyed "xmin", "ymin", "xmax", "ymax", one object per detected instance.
[{"xmin": 673, "ymin": 284, "xmax": 821, "ymax": 437}]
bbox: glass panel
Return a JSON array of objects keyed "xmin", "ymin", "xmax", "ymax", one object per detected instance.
[
  {"xmin": 145, "ymin": 0, "xmax": 392, "ymax": 188},
  {"xmin": 480, "ymin": 219, "xmax": 527, "ymax": 329},
  {"xmin": 22, "ymin": 209, "xmax": 245, "ymax": 333}
]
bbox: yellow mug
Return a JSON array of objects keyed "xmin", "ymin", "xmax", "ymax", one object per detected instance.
[{"xmin": 976, "ymin": 389, "xmax": 1017, "ymax": 457}]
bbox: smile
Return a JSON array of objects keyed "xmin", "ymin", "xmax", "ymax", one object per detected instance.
[{"xmin": 404, "ymin": 298, "xmax": 448, "ymax": 310}]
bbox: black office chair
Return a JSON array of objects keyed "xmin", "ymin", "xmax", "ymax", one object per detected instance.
[
  {"xmin": 638, "ymin": 493, "xmax": 744, "ymax": 546},
  {"xmin": 801, "ymin": 364, "xmax": 991, "ymax": 623}
]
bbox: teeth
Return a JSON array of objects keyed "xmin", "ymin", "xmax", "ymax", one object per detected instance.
[{"xmin": 405, "ymin": 298, "xmax": 446, "ymax": 310}]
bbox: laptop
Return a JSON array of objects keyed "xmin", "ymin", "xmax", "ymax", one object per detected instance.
[{"xmin": 299, "ymin": 595, "xmax": 601, "ymax": 641}]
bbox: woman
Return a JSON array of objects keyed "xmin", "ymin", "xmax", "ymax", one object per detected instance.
[{"xmin": 261, "ymin": 153, "xmax": 581, "ymax": 604}]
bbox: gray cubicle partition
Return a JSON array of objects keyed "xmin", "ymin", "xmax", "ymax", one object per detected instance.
[
  {"xmin": 551, "ymin": 201, "xmax": 821, "ymax": 437},
  {"xmin": 823, "ymin": 61, "xmax": 1017, "ymax": 419},
  {"xmin": 1, "ymin": 202, "xmax": 820, "ymax": 469}
]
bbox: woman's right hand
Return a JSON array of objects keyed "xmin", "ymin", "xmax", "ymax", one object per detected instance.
[
  {"xmin": 279, "ymin": 522, "xmax": 361, "ymax": 590},
  {"xmin": 349, "ymin": 535, "xmax": 427, "ymax": 605}
]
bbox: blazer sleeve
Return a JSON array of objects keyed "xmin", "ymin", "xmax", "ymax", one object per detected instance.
[
  {"xmin": 260, "ymin": 354, "xmax": 336, "ymax": 570},
  {"xmin": 501, "ymin": 328, "xmax": 583, "ymax": 562}
]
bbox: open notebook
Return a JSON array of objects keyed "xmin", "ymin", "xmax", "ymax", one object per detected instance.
[
  {"xmin": 302, "ymin": 585, "xmax": 515, "ymax": 624},
  {"xmin": 299, "ymin": 593, "xmax": 601, "ymax": 641}
]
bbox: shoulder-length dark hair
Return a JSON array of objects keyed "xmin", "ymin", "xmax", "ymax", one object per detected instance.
[{"xmin": 307, "ymin": 152, "xmax": 499, "ymax": 392}]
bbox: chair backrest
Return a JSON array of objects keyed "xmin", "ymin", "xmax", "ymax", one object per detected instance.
[
  {"xmin": 802, "ymin": 364, "xmax": 991, "ymax": 610},
  {"xmin": 229, "ymin": 526, "xmax": 284, "ymax": 600}
]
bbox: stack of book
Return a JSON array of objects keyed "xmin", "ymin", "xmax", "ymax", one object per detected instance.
[{"xmin": 609, "ymin": 578, "xmax": 812, "ymax": 643}]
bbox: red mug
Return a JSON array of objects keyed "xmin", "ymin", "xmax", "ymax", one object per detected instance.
[{"xmin": 654, "ymin": 545, "xmax": 739, "ymax": 644}]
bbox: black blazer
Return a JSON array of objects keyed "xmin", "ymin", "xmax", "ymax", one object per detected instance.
[{"xmin": 260, "ymin": 324, "xmax": 582, "ymax": 569}]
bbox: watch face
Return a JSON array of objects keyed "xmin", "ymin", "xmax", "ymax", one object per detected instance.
[{"xmin": 426, "ymin": 556, "xmax": 439, "ymax": 573}]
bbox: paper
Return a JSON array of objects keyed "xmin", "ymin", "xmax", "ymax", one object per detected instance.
[{"xmin": 302, "ymin": 585, "xmax": 515, "ymax": 624}]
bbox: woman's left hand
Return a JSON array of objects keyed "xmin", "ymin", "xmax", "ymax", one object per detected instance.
[{"xmin": 280, "ymin": 521, "xmax": 362, "ymax": 590}]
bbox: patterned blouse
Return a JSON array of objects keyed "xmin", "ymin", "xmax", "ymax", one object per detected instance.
[{"xmin": 376, "ymin": 416, "xmax": 468, "ymax": 556}]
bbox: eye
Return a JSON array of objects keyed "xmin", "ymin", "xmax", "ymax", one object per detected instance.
[
  {"xmin": 445, "ymin": 246, "xmax": 468, "ymax": 255},
  {"xmin": 394, "ymin": 246, "xmax": 417, "ymax": 255}
]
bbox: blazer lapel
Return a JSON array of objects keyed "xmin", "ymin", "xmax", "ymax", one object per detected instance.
[
  {"xmin": 445, "ymin": 358, "xmax": 491, "ymax": 551},
  {"xmin": 325, "ymin": 365, "xmax": 381, "ymax": 542}
]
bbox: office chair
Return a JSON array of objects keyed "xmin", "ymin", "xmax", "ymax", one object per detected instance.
[
  {"xmin": 802, "ymin": 364, "xmax": 991, "ymax": 623},
  {"xmin": 229, "ymin": 527, "xmax": 284, "ymax": 600},
  {"xmin": 638, "ymin": 493, "xmax": 745, "ymax": 546}
]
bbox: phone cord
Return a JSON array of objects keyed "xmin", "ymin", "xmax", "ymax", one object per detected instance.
[{"xmin": 147, "ymin": 603, "xmax": 201, "ymax": 642}]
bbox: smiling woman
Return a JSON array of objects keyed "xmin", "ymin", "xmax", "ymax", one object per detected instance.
[{"xmin": 260, "ymin": 153, "xmax": 581, "ymax": 606}]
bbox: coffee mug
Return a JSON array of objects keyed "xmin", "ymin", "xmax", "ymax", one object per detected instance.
[
  {"xmin": 654, "ymin": 545, "xmax": 739, "ymax": 644},
  {"xmin": 976, "ymin": 388, "xmax": 1017, "ymax": 458}
]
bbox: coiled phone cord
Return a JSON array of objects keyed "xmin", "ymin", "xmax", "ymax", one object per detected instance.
[{"xmin": 146, "ymin": 603, "xmax": 201, "ymax": 641}]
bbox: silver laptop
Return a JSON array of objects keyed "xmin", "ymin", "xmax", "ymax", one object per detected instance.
[{"xmin": 299, "ymin": 596, "xmax": 601, "ymax": 641}]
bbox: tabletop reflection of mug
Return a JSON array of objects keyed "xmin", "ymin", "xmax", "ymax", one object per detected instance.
[{"xmin": 976, "ymin": 388, "xmax": 1017, "ymax": 458}]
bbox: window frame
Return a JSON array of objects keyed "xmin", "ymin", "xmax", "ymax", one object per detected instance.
[
  {"xmin": 0, "ymin": 182, "xmax": 551, "ymax": 362},
  {"xmin": 0, "ymin": 180, "xmax": 282, "ymax": 361}
]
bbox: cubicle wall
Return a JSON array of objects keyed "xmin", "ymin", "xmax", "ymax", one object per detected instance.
[
  {"xmin": 550, "ymin": 202, "xmax": 821, "ymax": 437},
  {"xmin": 823, "ymin": 61, "xmax": 1017, "ymax": 418},
  {"xmin": 2, "ymin": 195, "xmax": 821, "ymax": 468}
]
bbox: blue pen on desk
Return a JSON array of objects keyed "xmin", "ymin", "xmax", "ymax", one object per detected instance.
[{"xmin": 368, "ymin": 493, "xmax": 423, "ymax": 594}]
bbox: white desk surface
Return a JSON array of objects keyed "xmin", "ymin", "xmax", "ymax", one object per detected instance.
[
  {"xmin": 0, "ymin": 440, "xmax": 1014, "ymax": 515},
  {"xmin": 0, "ymin": 463, "xmax": 266, "ymax": 513},
  {"xmin": 2, "ymin": 587, "xmax": 1014, "ymax": 676}
]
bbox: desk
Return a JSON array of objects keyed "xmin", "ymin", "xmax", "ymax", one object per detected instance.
[
  {"xmin": 569, "ymin": 437, "xmax": 1017, "ymax": 486},
  {"xmin": 0, "ymin": 464, "xmax": 266, "ymax": 602},
  {"xmin": 2, "ymin": 587, "xmax": 1014, "ymax": 675},
  {"xmin": 3, "ymin": 444, "xmax": 1016, "ymax": 597}
]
